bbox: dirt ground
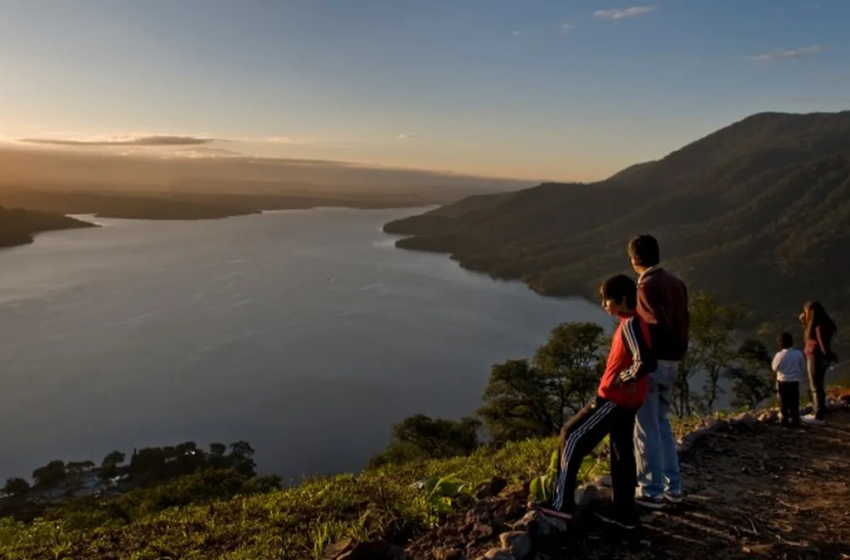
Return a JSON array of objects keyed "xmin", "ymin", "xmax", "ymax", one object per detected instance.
[{"xmin": 549, "ymin": 405, "xmax": 850, "ymax": 560}]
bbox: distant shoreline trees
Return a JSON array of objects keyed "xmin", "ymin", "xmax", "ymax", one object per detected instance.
[{"xmin": 372, "ymin": 291, "xmax": 777, "ymax": 467}]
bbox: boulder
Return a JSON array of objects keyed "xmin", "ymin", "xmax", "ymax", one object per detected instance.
[
  {"xmin": 574, "ymin": 484, "xmax": 601, "ymax": 507},
  {"xmin": 432, "ymin": 546, "xmax": 463, "ymax": 560},
  {"xmin": 484, "ymin": 548, "xmax": 516, "ymax": 560},
  {"xmin": 475, "ymin": 477, "xmax": 509, "ymax": 500},
  {"xmin": 499, "ymin": 531, "xmax": 534, "ymax": 560},
  {"xmin": 511, "ymin": 510, "xmax": 567, "ymax": 538}
]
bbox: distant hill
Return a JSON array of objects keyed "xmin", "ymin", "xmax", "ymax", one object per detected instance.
[
  {"xmin": 385, "ymin": 111, "xmax": 850, "ymax": 345},
  {"xmin": 0, "ymin": 207, "xmax": 96, "ymax": 248}
]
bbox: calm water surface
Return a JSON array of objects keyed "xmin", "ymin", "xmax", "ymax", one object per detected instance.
[{"xmin": 0, "ymin": 208, "xmax": 607, "ymax": 481}]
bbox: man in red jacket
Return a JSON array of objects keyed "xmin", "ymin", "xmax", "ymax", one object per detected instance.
[{"xmin": 537, "ymin": 274, "xmax": 655, "ymax": 530}]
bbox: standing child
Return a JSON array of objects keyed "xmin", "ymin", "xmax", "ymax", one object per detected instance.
[
  {"xmin": 536, "ymin": 274, "xmax": 655, "ymax": 530},
  {"xmin": 772, "ymin": 332, "xmax": 806, "ymax": 426}
]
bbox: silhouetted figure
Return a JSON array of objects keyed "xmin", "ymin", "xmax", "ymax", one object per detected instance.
[{"xmin": 799, "ymin": 302, "xmax": 838, "ymax": 425}]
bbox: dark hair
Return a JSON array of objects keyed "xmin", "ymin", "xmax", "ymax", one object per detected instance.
[
  {"xmin": 777, "ymin": 332, "xmax": 793, "ymax": 349},
  {"xmin": 804, "ymin": 301, "xmax": 837, "ymax": 341},
  {"xmin": 628, "ymin": 235, "xmax": 660, "ymax": 268},
  {"xmin": 600, "ymin": 274, "xmax": 637, "ymax": 309}
]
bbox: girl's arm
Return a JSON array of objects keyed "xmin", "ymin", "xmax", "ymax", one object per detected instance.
[{"xmin": 816, "ymin": 326, "xmax": 830, "ymax": 355}]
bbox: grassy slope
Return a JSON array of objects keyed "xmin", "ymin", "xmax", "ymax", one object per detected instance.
[{"xmin": 0, "ymin": 415, "xmax": 715, "ymax": 560}]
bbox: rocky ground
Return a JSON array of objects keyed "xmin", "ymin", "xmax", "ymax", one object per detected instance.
[{"xmin": 327, "ymin": 394, "xmax": 850, "ymax": 560}]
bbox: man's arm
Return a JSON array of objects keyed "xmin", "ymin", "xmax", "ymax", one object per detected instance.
[{"xmin": 619, "ymin": 317, "xmax": 657, "ymax": 382}]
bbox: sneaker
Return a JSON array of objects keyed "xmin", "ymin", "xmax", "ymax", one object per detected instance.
[
  {"xmin": 801, "ymin": 415, "xmax": 825, "ymax": 426},
  {"xmin": 635, "ymin": 494, "xmax": 665, "ymax": 509},
  {"xmin": 663, "ymin": 491, "xmax": 684, "ymax": 504},
  {"xmin": 594, "ymin": 506, "xmax": 638, "ymax": 530}
]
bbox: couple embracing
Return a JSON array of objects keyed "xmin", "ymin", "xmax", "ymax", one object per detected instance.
[{"xmin": 538, "ymin": 234, "xmax": 687, "ymax": 529}]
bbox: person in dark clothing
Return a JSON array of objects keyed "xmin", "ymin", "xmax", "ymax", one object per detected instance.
[
  {"xmin": 772, "ymin": 332, "xmax": 806, "ymax": 426},
  {"xmin": 536, "ymin": 274, "xmax": 656, "ymax": 530},
  {"xmin": 799, "ymin": 301, "xmax": 838, "ymax": 425}
]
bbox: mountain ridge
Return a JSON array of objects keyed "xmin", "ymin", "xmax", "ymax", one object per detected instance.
[{"xmin": 384, "ymin": 111, "xmax": 850, "ymax": 345}]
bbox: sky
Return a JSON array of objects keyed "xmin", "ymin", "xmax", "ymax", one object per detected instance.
[{"xmin": 1, "ymin": 0, "xmax": 848, "ymax": 181}]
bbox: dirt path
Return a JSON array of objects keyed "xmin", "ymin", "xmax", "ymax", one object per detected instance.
[{"xmin": 554, "ymin": 408, "xmax": 850, "ymax": 559}]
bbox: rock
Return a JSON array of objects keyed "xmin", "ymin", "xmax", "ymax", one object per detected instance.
[
  {"xmin": 323, "ymin": 539, "xmax": 354, "ymax": 559},
  {"xmin": 484, "ymin": 548, "xmax": 516, "ymax": 560},
  {"xmin": 511, "ymin": 510, "xmax": 566, "ymax": 538},
  {"xmin": 597, "ymin": 475, "xmax": 613, "ymax": 488},
  {"xmin": 575, "ymin": 484, "xmax": 600, "ymax": 506},
  {"xmin": 499, "ymin": 531, "xmax": 533, "ymax": 560},
  {"xmin": 432, "ymin": 546, "xmax": 463, "ymax": 560},
  {"xmin": 759, "ymin": 410, "xmax": 779, "ymax": 423},
  {"xmin": 476, "ymin": 477, "xmax": 509, "ymax": 500},
  {"xmin": 471, "ymin": 521, "xmax": 495, "ymax": 542}
]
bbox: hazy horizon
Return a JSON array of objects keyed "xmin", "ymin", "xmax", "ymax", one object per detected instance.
[{"xmin": 2, "ymin": 0, "xmax": 849, "ymax": 182}]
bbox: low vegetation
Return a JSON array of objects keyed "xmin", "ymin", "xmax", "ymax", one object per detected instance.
[{"xmin": 0, "ymin": 291, "xmax": 787, "ymax": 559}]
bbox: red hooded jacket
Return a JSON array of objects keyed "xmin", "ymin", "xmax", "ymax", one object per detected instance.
[{"xmin": 597, "ymin": 312, "xmax": 655, "ymax": 409}]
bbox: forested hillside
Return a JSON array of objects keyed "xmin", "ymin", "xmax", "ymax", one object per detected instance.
[{"xmin": 385, "ymin": 112, "xmax": 850, "ymax": 344}]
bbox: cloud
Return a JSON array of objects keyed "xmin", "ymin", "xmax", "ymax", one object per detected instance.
[
  {"xmin": 396, "ymin": 133, "xmax": 418, "ymax": 140},
  {"xmin": 512, "ymin": 30, "xmax": 522, "ymax": 36},
  {"xmin": 18, "ymin": 134, "xmax": 214, "ymax": 146},
  {"xmin": 749, "ymin": 45, "xmax": 824, "ymax": 62},
  {"xmin": 264, "ymin": 136, "xmax": 313, "ymax": 144},
  {"xmin": 594, "ymin": 5, "xmax": 656, "ymax": 20},
  {"xmin": 560, "ymin": 23, "xmax": 577, "ymax": 34}
]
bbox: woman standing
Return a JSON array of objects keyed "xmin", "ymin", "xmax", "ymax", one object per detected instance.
[{"xmin": 799, "ymin": 301, "xmax": 838, "ymax": 425}]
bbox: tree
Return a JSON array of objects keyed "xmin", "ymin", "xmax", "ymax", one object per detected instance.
[
  {"xmin": 478, "ymin": 322, "xmax": 606, "ymax": 442},
  {"xmin": 228, "ymin": 441, "xmax": 255, "ymax": 459},
  {"xmin": 1, "ymin": 477, "xmax": 30, "ymax": 497},
  {"xmin": 370, "ymin": 414, "xmax": 481, "ymax": 467},
  {"xmin": 477, "ymin": 359, "xmax": 556, "ymax": 442},
  {"xmin": 100, "ymin": 450, "xmax": 127, "ymax": 480},
  {"xmin": 532, "ymin": 322, "xmax": 606, "ymax": 422},
  {"xmin": 686, "ymin": 292, "xmax": 744, "ymax": 413},
  {"xmin": 209, "ymin": 443, "xmax": 227, "ymax": 457},
  {"xmin": 32, "ymin": 460, "xmax": 66, "ymax": 487},
  {"xmin": 228, "ymin": 441, "xmax": 257, "ymax": 477},
  {"xmin": 101, "ymin": 451, "xmax": 126, "ymax": 470},
  {"xmin": 728, "ymin": 339, "xmax": 774, "ymax": 410}
]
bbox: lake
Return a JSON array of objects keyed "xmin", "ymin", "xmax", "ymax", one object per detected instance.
[{"xmin": 0, "ymin": 208, "xmax": 608, "ymax": 482}]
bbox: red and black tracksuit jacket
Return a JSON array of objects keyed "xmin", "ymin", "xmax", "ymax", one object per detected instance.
[{"xmin": 550, "ymin": 312, "xmax": 655, "ymax": 515}]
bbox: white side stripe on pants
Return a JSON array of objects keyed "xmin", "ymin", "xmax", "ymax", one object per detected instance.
[{"xmin": 552, "ymin": 400, "xmax": 615, "ymax": 510}]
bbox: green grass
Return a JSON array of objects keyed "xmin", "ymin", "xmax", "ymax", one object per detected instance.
[
  {"xmin": 0, "ymin": 404, "xmax": 787, "ymax": 560},
  {"xmin": 0, "ymin": 437, "xmax": 573, "ymax": 560}
]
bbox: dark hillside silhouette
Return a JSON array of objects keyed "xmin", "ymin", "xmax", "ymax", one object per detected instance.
[
  {"xmin": 0, "ymin": 207, "xmax": 96, "ymax": 248},
  {"xmin": 385, "ymin": 111, "xmax": 850, "ymax": 344}
]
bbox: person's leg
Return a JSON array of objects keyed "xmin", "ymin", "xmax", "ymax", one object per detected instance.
[
  {"xmin": 547, "ymin": 399, "xmax": 616, "ymax": 517},
  {"xmin": 814, "ymin": 359, "xmax": 828, "ymax": 421},
  {"xmin": 778, "ymin": 382, "xmax": 790, "ymax": 425},
  {"xmin": 789, "ymin": 381, "xmax": 800, "ymax": 425},
  {"xmin": 634, "ymin": 372, "xmax": 663, "ymax": 502},
  {"xmin": 658, "ymin": 363, "xmax": 682, "ymax": 502},
  {"xmin": 609, "ymin": 406, "xmax": 638, "ymax": 521}
]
